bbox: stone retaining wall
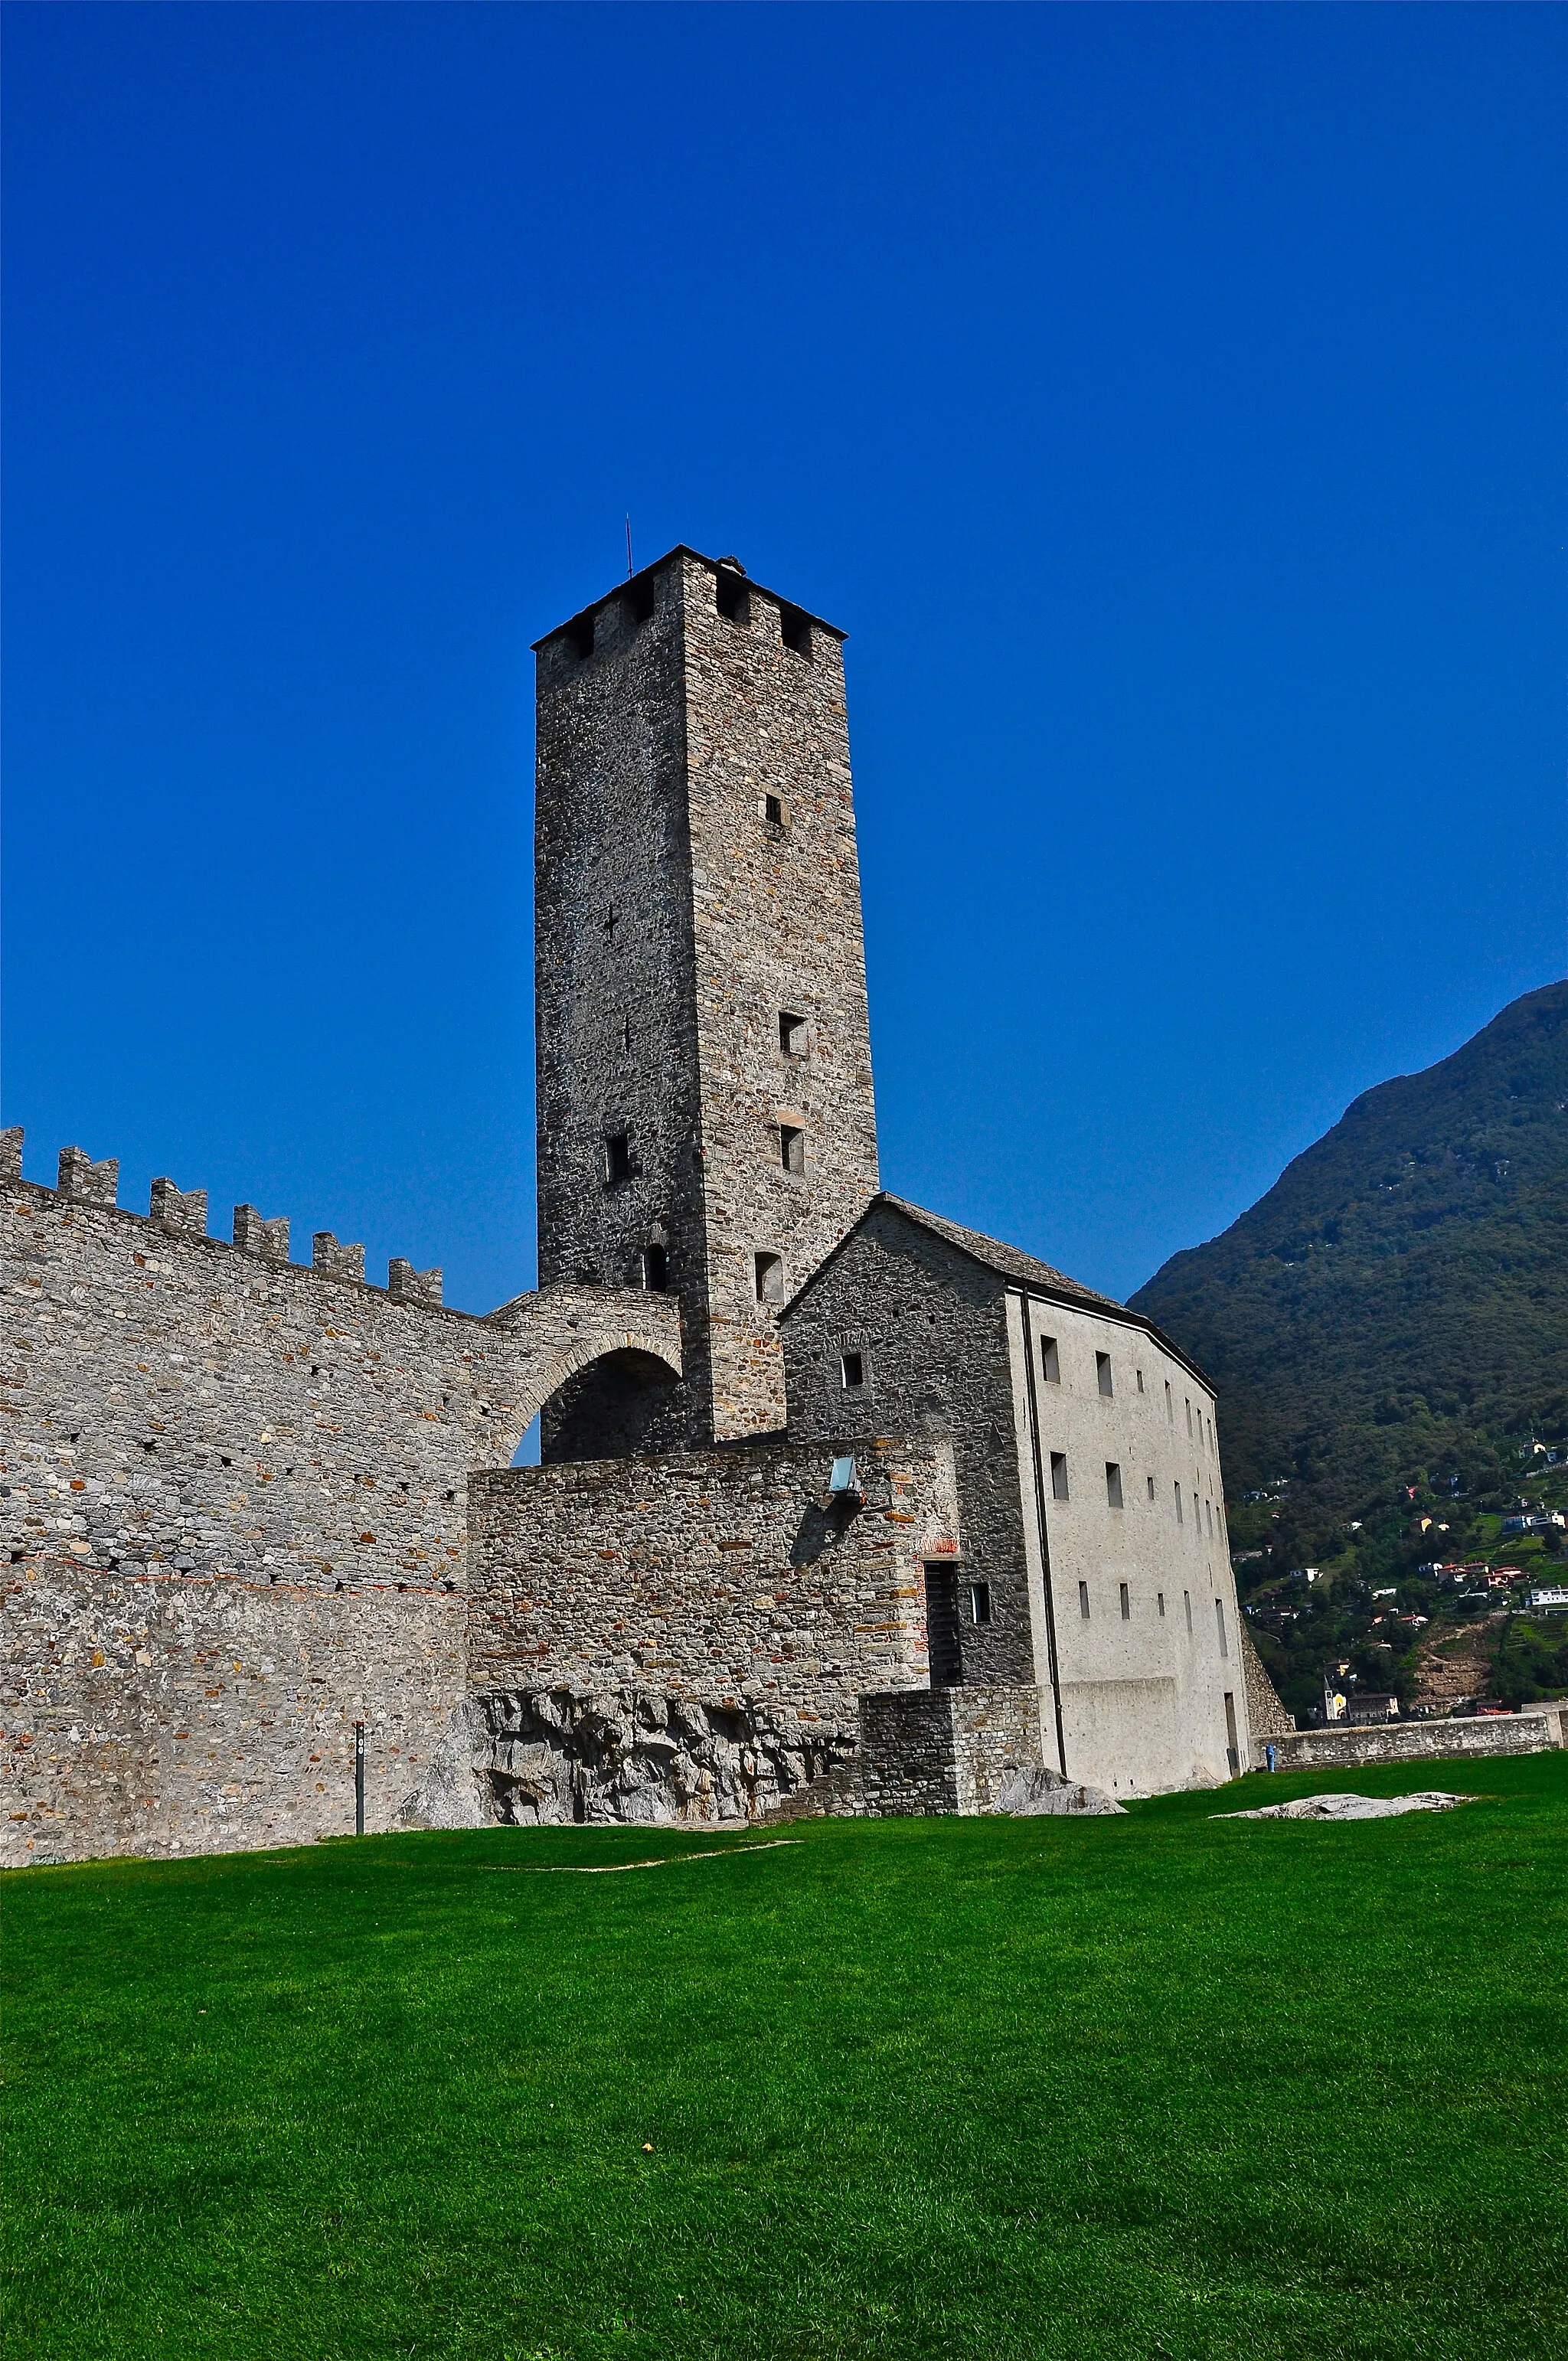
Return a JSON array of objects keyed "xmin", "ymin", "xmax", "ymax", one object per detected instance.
[{"xmin": 1253, "ymin": 1706, "xmax": 1565, "ymax": 1774}]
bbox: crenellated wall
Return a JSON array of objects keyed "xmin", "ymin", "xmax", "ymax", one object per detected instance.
[{"xmin": 0, "ymin": 1127, "xmax": 682, "ymax": 1865}]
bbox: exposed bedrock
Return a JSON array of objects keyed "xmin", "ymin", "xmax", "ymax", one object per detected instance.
[{"xmin": 399, "ymin": 1688, "xmax": 853, "ymax": 1829}]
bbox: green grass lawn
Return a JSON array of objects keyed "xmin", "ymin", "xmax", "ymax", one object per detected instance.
[{"xmin": 5, "ymin": 1758, "xmax": 1566, "ymax": 2361}]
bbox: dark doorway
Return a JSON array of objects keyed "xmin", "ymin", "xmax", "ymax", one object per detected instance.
[{"xmin": 926, "ymin": 1565, "xmax": 963, "ymax": 1689}]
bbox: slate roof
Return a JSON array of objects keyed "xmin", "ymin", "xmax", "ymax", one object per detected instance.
[
  {"xmin": 872, "ymin": 1194, "xmax": 1125, "ymax": 1314},
  {"xmin": 781, "ymin": 1191, "xmax": 1214, "ymax": 1386}
]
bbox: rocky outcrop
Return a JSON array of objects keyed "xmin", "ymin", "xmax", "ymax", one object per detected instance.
[{"xmin": 399, "ymin": 1686, "xmax": 855, "ymax": 1829}]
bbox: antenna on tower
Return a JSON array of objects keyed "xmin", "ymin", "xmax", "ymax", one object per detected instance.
[{"xmin": 625, "ymin": 516, "xmax": 633, "ymax": 580}]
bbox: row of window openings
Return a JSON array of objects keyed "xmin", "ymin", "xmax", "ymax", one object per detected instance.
[
  {"xmin": 1037, "ymin": 1335, "xmax": 1217, "ymax": 1455},
  {"xmin": 1074, "ymin": 1582, "xmax": 1230, "ymax": 1655},
  {"xmin": 1049, "ymin": 1452, "xmax": 1221, "ymax": 1533},
  {"xmin": 564, "ymin": 573, "xmax": 813, "ymax": 661}
]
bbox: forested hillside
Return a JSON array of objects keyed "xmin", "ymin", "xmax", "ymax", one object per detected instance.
[{"xmin": 1131, "ymin": 980, "xmax": 1568, "ymax": 1525}]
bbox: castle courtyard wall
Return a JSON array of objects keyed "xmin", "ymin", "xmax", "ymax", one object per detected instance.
[
  {"xmin": 461, "ymin": 1433, "xmax": 959, "ymax": 1822},
  {"xmin": 0, "ymin": 1136, "xmax": 680, "ymax": 1863}
]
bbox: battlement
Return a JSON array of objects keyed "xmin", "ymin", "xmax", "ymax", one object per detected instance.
[{"xmin": 1, "ymin": 1125, "xmax": 444, "ymax": 1310}]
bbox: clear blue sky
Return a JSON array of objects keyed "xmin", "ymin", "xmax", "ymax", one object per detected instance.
[{"xmin": 5, "ymin": 3, "xmax": 1563, "ymax": 1314}]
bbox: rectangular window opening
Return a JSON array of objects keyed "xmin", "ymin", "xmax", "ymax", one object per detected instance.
[
  {"xmin": 1039, "ymin": 1334, "xmax": 1060, "ymax": 1383},
  {"xmin": 565, "ymin": 612, "xmax": 594, "ymax": 661},
  {"xmin": 1096, "ymin": 1350, "xmax": 1113, "ymax": 1399},
  {"xmin": 1078, "ymin": 1580, "xmax": 1090, "ymax": 1621},
  {"xmin": 1158, "ymin": 1590, "xmax": 1167, "ymax": 1618},
  {"xmin": 1185, "ymin": 1397, "xmax": 1194, "ymax": 1437},
  {"xmin": 969, "ymin": 1582, "xmax": 992, "ymax": 1626},
  {"xmin": 780, "ymin": 1124, "xmax": 805, "ymax": 1175},
  {"xmin": 840, "ymin": 1350, "xmax": 864, "ymax": 1390},
  {"xmin": 1050, "ymin": 1451, "xmax": 1070, "ymax": 1503},
  {"xmin": 625, "ymin": 573, "xmax": 656, "ymax": 625},
  {"xmin": 1136, "ymin": 1367, "xmax": 1145, "ymax": 1393},
  {"xmin": 604, "ymin": 1131, "xmax": 632, "ymax": 1186},
  {"xmin": 1119, "ymin": 1582, "xmax": 1130, "ymax": 1621},
  {"xmin": 1165, "ymin": 1380, "xmax": 1174, "ymax": 1422},
  {"xmin": 1106, "ymin": 1461, "xmax": 1123, "ymax": 1510},
  {"xmin": 642, "ymin": 1243, "xmax": 668, "ymax": 1292},
  {"xmin": 779, "ymin": 602, "xmax": 813, "ymax": 658},
  {"xmin": 1146, "ymin": 1474, "xmax": 1156, "ymax": 1502},
  {"xmin": 1184, "ymin": 1589, "xmax": 1193, "ymax": 1634},
  {"xmin": 716, "ymin": 568, "xmax": 750, "ymax": 624},
  {"xmin": 779, "ymin": 1010, "xmax": 808, "ymax": 1057},
  {"xmin": 763, "ymin": 793, "xmax": 785, "ymax": 827},
  {"xmin": 1215, "ymin": 1598, "xmax": 1230, "ymax": 1658},
  {"xmin": 1174, "ymin": 1481, "xmax": 1184, "ymax": 1524},
  {"xmin": 1205, "ymin": 1497, "xmax": 1214, "ymax": 1536},
  {"xmin": 754, "ymin": 1251, "xmax": 785, "ymax": 1305}
]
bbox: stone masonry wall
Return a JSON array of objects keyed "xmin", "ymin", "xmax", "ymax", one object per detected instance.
[
  {"xmin": 4, "ymin": 1551, "xmax": 465, "ymax": 1866},
  {"xmin": 533, "ymin": 547, "xmax": 879, "ymax": 1453},
  {"xmin": 463, "ymin": 1432, "xmax": 959, "ymax": 1821},
  {"xmin": 1256, "ymin": 1707, "xmax": 1565, "ymax": 1775},
  {"xmin": 858, "ymin": 1687, "xmax": 1046, "ymax": 1817},
  {"xmin": 681, "ymin": 550, "xmax": 880, "ymax": 1438},
  {"xmin": 780, "ymin": 1204, "xmax": 1040, "ymax": 1687},
  {"xmin": 0, "ymin": 1131, "xmax": 680, "ymax": 1863}
]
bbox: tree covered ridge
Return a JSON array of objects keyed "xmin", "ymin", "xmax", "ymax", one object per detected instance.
[{"xmin": 1129, "ymin": 979, "xmax": 1568, "ymax": 1520}]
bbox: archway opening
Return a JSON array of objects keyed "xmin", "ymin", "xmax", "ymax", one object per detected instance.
[{"xmin": 538, "ymin": 1346, "xmax": 687, "ymax": 1463}]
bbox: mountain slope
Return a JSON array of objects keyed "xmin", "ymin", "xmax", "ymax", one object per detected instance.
[{"xmin": 1129, "ymin": 980, "xmax": 1568, "ymax": 1516}]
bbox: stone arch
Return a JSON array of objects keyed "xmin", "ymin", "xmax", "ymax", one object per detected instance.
[{"xmin": 478, "ymin": 1285, "xmax": 684, "ymax": 1468}]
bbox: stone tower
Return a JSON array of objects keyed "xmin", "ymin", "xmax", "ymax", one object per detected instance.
[{"xmin": 534, "ymin": 545, "xmax": 879, "ymax": 1453}]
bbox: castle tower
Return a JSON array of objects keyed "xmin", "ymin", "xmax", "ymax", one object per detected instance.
[{"xmin": 534, "ymin": 546, "xmax": 879, "ymax": 1453}]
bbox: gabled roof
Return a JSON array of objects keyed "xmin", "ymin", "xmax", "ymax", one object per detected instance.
[
  {"xmin": 873, "ymin": 1194, "xmax": 1124, "ymax": 1314},
  {"xmin": 781, "ymin": 1192, "xmax": 1214, "ymax": 1389}
]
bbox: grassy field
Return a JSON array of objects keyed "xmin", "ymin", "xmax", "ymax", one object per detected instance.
[{"xmin": 5, "ymin": 1756, "xmax": 1566, "ymax": 2361}]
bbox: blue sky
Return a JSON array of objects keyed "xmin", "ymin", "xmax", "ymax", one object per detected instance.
[{"xmin": 5, "ymin": 3, "xmax": 1563, "ymax": 1314}]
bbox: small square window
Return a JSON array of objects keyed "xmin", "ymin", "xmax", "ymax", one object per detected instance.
[
  {"xmin": 969, "ymin": 1582, "xmax": 991, "ymax": 1626},
  {"xmin": 1050, "ymin": 1452, "xmax": 1069, "ymax": 1503},
  {"xmin": 1096, "ymin": 1351, "xmax": 1113, "ymax": 1399},
  {"xmin": 779, "ymin": 1010, "xmax": 808, "ymax": 1056},
  {"xmin": 763, "ymin": 793, "xmax": 785, "ymax": 827},
  {"xmin": 780, "ymin": 1125, "xmax": 805, "ymax": 1175},
  {"xmin": 1119, "ymin": 1582, "xmax": 1130, "ymax": 1621},
  {"xmin": 604, "ymin": 1132, "xmax": 632, "ymax": 1185},
  {"xmin": 1079, "ymin": 1580, "xmax": 1091, "ymax": 1620},
  {"xmin": 716, "ymin": 568, "xmax": 750, "ymax": 624},
  {"xmin": 1039, "ymin": 1334, "xmax": 1060, "ymax": 1383},
  {"xmin": 1106, "ymin": 1461, "xmax": 1123, "ymax": 1509},
  {"xmin": 779, "ymin": 602, "xmax": 812, "ymax": 658},
  {"xmin": 841, "ymin": 1350, "xmax": 864, "ymax": 1390},
  {"xmin": 754, "ymin": 1251, "xmax": 785, "ymax": 1305}
]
